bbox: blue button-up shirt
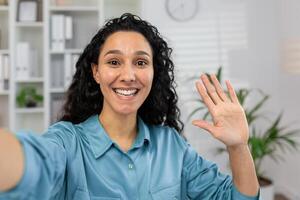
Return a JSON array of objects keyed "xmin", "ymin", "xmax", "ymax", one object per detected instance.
[{"xmin": 0, "ymin": 115, "xmax": 260, "ymax": 200}]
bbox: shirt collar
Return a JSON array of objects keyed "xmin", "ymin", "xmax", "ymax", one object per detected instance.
[
  {"xmin": 132, "ymin": 116, "xmax": 151, "ymax": 149},
  {"xmin": 83, "ymin": 115, "xmax": 151, "ymax": 159}
]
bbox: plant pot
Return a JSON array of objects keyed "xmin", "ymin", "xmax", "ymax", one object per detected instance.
[
  {"xmin": 259, "ymin": 177, "xmax": 274, "ymax": 200},
  {"xmin": 25, "ymin": 100, "xmax": 37, "ymax": 108}
]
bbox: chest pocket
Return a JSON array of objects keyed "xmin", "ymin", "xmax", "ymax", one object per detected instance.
[
  {"xmin": 150, "ymin": 182, "xmax": 181, "ymax": 200},
  {"xmin": 72, "ymin": 189, "xmax": 120, "ymax": 200}
]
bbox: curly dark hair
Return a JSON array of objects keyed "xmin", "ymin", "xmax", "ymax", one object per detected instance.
[{"xmin": 59, "ymin": 13, "xmax": 184, "ymax": 134}]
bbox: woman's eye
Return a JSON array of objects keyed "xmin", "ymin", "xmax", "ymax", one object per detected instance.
[
  {"xmin": 136, "ymin": 60, "xmax": 147, "ymax": 67},
  {"xmin": 108, "ymin": 60, "xmax": 120, "ymax": 66}
]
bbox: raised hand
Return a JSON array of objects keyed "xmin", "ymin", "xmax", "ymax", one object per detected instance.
[{"xmin": 192, "ymin": 74, "xmax": 249, "ymax": 147}]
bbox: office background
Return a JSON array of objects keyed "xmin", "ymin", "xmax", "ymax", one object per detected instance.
[{"xmin": 0, "ymin": 0, "xmax": 300, "ymax": 199}]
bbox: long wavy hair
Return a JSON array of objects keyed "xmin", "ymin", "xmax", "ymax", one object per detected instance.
[{"xmin": 59, "ymin": 13, "xmax": 184, "ymax": 134}]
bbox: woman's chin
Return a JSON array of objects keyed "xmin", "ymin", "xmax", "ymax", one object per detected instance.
[{"xmin": 114, "ymin": 107, "xmax": 138, "ymax": 117}]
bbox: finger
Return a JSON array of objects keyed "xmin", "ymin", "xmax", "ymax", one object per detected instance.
[
  {"xmin": 192, "ymin": 120, "xmax": 216, "ymax": 135},
  {"xmin": 195, "ymin": 81, "xmax": 215, "ymax": 112},
  {"xmin": 225, "ymin": 80, "xmax": 238, "ymax": 104},
  {"xmin": 210, "ymin": 74, "xmax": 229, "ymax": 102},
  {"xmin": 201, "ymin": 74, "xmax": 222, "ymax": 104}
]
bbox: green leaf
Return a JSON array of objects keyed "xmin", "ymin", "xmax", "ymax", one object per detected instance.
[
  {"xmin": 216, "ymin": 67, "xmax": 222, "ymax": 82},
  {"xmin": 246, "ymin": 94, "xmax": 269, "ymax": 125}
]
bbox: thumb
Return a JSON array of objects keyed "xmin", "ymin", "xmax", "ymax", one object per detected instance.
[{"xmin": 192, "ymin": 120, "xmax": 215, "ymax": 134}]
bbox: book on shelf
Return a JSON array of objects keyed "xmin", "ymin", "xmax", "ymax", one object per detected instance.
[
  {"xmin": 0, "ymin": 53, "xmax": 9, "ymax": 91},
  {"xmin": 51, "ymin": 14, "xmax": 73, "ymax": 51}
]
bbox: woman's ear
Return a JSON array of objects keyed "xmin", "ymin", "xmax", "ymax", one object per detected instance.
[{"xmin": 91, "ymin": 63, "xmax": 100, "ymax": 84}]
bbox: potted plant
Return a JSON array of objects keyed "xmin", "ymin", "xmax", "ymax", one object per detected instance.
[
  {"xmin": 16, "ymin": 86, "xmax": 43, "ymax": 108},
  {"xmin": 187, "ymin": 67, "xmax": 299, "ymax": 200}
]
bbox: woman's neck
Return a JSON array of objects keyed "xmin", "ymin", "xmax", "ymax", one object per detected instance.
[{"xmin": 99, "ymin": 110, "xmax": 137, "ymax": 152}]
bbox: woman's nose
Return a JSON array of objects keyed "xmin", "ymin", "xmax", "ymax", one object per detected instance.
[{"xmin": 120, "ymin": 64, "xmax": 136, "ymax": 82}]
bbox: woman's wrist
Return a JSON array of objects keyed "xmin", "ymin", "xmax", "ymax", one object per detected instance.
[{"xmin": 227, "ymin": 143, "xmax": 250, "ymax": 154}]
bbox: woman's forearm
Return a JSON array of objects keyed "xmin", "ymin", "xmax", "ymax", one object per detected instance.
[
  {"xmin": 228, "ymin": 144, "xmax": 259, "ymax": 196},
  {"xmin": 0, "ymin": 129, "xmax": 24, "ymax": 192}
]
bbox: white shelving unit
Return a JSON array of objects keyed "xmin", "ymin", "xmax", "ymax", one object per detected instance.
[
  {"xmin": 0, "ymin": 1, "xmax": 10, "ymax": 129},
  {"xmin": 0, "ymin": 0, "xmax": 141, "ymax": 134},
  {"xmin": 7, "ymin": 0, "xmax": 45, "ymax": 133},
  {"xmin": 47, "ymin": 0, "xmax": 102, "ymax": 125}
]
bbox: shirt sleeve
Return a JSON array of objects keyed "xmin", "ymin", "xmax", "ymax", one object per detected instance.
[
  {"xmin": 183, "ymin": 145, "xmax": 260, "ymax": 200},
  {"xmin": 0, "ymin": 128, "xmax": 67, "ymax": 200}
]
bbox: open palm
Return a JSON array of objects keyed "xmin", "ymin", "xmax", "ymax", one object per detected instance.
[{"xmin": 192, "ymin": 74, "xmax": 249, "ymax": 147}]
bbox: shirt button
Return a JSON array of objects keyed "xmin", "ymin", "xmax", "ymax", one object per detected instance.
[{"xmin": 128, "ymin": 163, "xmax": 134, "ymax": 169}]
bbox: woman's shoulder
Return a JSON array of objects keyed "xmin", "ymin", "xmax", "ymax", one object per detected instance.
[
  {"xmin": 45, "ymin": 120, "xmax": 77, "ymax": 138},
  {"xmin": 42, "ymin": 118, "xmax": 90, "ymax": 148}
]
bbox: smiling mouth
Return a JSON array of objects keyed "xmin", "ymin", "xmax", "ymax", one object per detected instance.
[{"xmin": 113, "ymin": 88, "xmax": 139, "ymax": 96}]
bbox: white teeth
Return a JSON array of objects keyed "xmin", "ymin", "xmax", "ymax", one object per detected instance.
[{"xmin": 114, "ymin": 88, "xmax": 138, "ymax": 96}]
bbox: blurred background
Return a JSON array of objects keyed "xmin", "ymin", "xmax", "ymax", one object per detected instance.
[{"xmin": 0, "ymin": 0, "xmax": 299, "ymax": 199}]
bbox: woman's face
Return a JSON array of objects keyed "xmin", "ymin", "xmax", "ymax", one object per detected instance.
[{"xmin": 92, "ymin": 31, "xmax": 154, "ymax": 117}]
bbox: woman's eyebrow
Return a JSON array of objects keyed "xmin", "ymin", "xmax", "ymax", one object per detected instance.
[
  {"xmin": 135, "ymin": 50, "xmax": 151, "ymax": 57},
  {"xmin": 104, "ymin": 49, "xmax": 151, "ymax": 57},
  {"xmin": 104, "ymin": 49, "xmax": 123, "ymax": 56}
]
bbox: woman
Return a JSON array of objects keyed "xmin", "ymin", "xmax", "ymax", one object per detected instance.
[{"xmin": 0, "ymin": 13, "xmax": 260, "ymax": 199}]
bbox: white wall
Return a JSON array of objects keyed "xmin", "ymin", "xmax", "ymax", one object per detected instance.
[{"xmin": 141, "ymin": 0, "xmax": 300, "ymax": 198}]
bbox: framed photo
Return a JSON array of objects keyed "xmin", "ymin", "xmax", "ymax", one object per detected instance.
[{"xmin": 18, "ymin": 0, "xmax": 38, "ymax": 22}]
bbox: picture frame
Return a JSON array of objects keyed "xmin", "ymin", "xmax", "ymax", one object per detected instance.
[{"xmin": 17, "ymin": 0, "xmax": 38, "ymax": 22}]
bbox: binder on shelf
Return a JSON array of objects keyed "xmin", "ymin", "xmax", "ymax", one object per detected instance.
[
  {"xmin": 64, "ymin": 53, "xmax": 72, "ymax": 88},
  {"xmin": 16, "ymin": 42, "xmax": 30, "ymax": 80},
  {"xmin": 65, "ymin": 16, "xmax": 73, "ymax": 40},
  {"xmin": 3, "ymin": 54, "xmax": 9, "ymax": 80},
  {"xmin": 3, "ymin": 54, "xmax": 9, "ymax": 90},
  {"xmin": 51, "ymin": 14, "xmax": 65, "ymax": 51},
  {"xmin": 0, "ymin": 53, "xmax": 9, "ymax": 91},
  {"xmin": 16, "ymin": 42, "xmax": 39, "ymax": 81},
  {"xmin": 30, "ymin": 49, "xmax": 39, "ymax": 78},
  {"xmin": 50, "ymin": 54, "xmax": 64, "ymax": 88},
  {"xmin": 0, "ymin": 54, "xmax": 3, "ymax": 91}
]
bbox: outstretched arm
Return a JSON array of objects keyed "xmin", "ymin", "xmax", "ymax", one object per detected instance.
[
  {"xmin": 0, "ymin": 129, "xmax": 24, "ymax": 192},
  {"xmin": 192, "ymin": 74, "xmax": 259, "ymax": 196},
  {"xmin": 0, "ymin": 126, "xmax": 67, "ymax": 199}
]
